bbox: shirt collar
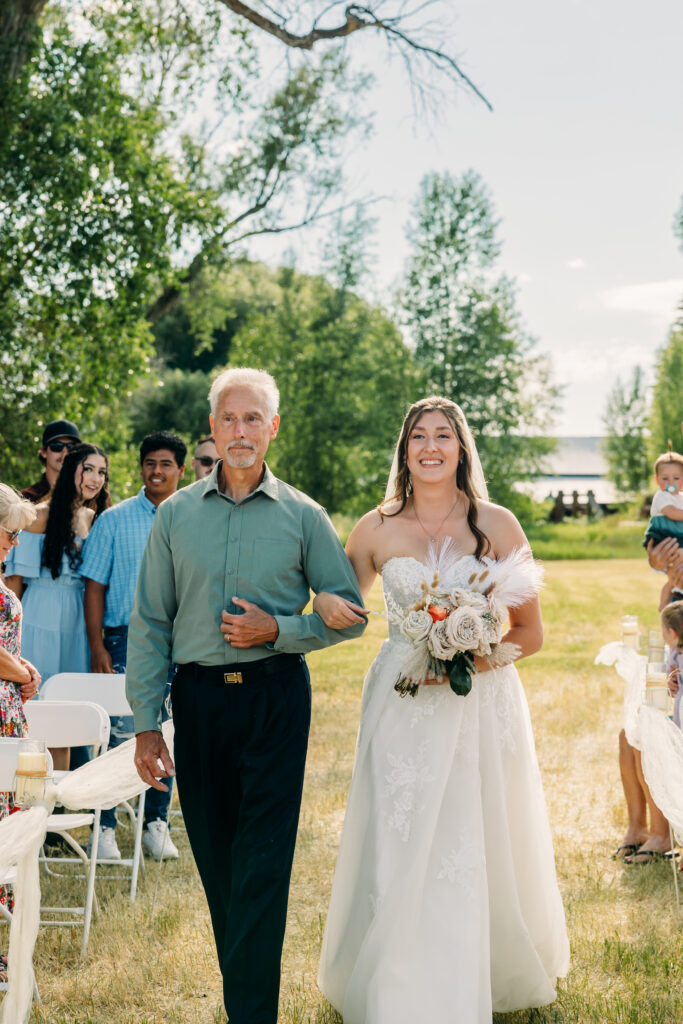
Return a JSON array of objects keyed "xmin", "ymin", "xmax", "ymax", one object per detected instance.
[
  {"xmin": 136, "ymin": 486, "xmax": 157, "ymax": 515},
  {"xmin": 202, "ymin": 461, "xmax": 279, "ymax": 503}
]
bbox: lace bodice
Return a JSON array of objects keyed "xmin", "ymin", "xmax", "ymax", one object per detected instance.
[{"xmin": 381, "ymin": 554, "xmax": 481, "ymax": 640}]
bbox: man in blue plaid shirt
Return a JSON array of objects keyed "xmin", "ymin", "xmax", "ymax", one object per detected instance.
[{"xmin": 81, "ymin": 430, "xmax": 186, "ymax": 861}]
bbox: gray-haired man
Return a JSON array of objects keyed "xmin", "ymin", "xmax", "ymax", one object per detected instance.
[{"xmin": 126, "ymin": 368, "xmax": 367, "ymax": 1024}]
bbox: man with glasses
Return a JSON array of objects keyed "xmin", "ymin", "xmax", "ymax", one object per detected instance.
[
  {"xmin": 21, "ymin": 420, "xmax": 81, "ymax": 503},
  {"xmin": 191, "ymin": 436, "xmax": 218, "ymax": 480}
]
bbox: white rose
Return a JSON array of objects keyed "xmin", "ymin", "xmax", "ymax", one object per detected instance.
[
  {"xmin": 445, "ymin": 605, "xmax": 484, "ymax": 652},
  {"xmin": 427, "ymin": 619, "xmax": 453, "ymax": 661},
  {"xmin": 400, "ymin": 609, "xmax": 434, "ymax": 644},
  {"xmin": 449, "ymin": 588, "xmax": 488, "ymax": 613}
]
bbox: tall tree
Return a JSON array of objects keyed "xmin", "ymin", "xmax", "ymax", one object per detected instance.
[
  {"xmin": 401, "ymin": 170, "xmax": 557, "ymax": 509},
  {"xmin": 648, "ymin": 322, "xmax": 683, "ymax": 462},
  {"xmin": 602, "ymin": 366, "xmax": 651, "ymax": 497},
  {"xmin": 0, "ymin": 3, "xmax": 369, "ymax": 485},
  {"xmin": 228, "ymin": 231, "xmax": 419, "ymax": 513}
]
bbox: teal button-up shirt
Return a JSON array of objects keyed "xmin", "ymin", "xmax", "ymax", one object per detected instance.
[{"xmin": 126, "ymin": 463, "xmax": 367, "ymax": 734}]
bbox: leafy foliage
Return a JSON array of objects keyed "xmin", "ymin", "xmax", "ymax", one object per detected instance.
[
  {"xmin": 0, "ymin": 0, "xmax": 371, "ymax": 490},
  {"xmin": 401, "ymin": 170, "xmax": 558, "ymax": 511},
  {"xmin": 601, "ymin": 366, "xmax": 651, "ymax": 497},
  {"xmin": 128, "ymin": 369, "xmax": 213, "ymax": 445},
  {"xmin": 229, "ymin": 259, "xmax": 419, "ymax": 514},
  {"xmin": 648, "ymin": 323, "xmax": 683, "ymax": 463}
]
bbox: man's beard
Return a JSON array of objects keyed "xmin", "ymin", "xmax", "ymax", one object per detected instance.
[{"xmin": 224, "ymin": 443, "xmax": 257, "ymax": 469}]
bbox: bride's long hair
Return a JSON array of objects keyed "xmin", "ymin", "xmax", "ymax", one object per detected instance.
[{"xmin": 379, "ymin": 396, "xmax": 491, "ymax": 558}]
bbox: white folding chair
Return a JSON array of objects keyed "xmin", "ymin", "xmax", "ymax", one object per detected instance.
[
  {"xmin": 0, "ymin": 738, "xmax": 41, "ymax": 1002},
  {"xmin": 24, "ymin": 701, "xmax": 110, "ymax": 954},
  {"xmin": 38, "ymin": 674, "xmax": 148, "ymax": 900}
]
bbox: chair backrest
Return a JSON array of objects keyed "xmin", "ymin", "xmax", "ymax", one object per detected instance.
[
  {"xmin": 25, "ymin": 701, "xmax": 110, "ymax": 749},
  {"xmin": 40, "ymin": 673, "xmax": 132, "ymax": 716},
  {"xmin": 0, "ymin": 739, "xmax": 23, "ymax": 791}
]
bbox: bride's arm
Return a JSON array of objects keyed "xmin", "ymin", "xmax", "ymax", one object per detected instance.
[
  {"xmin": 313, "ymin": 511, "xmax": 379, "ymax": 629},
  {"xmin": 473, "ymin": 503, "xmax": 543, "ymax": 670}
]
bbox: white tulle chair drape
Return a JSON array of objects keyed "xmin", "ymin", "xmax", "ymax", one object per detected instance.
[
  {"xmin": 0, "ymin": 720, "xmax": 174, "ymax": 1024},
  {"xmin": 596, "ymin": 643, "xmax": 683, "ymax": 845}
]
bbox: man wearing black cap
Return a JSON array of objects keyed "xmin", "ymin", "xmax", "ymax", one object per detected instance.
[{"xmin": 21, "ymin": 419, "xmax": 82, "ymax": 504}]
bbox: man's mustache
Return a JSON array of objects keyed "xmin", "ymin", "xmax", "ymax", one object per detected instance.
[{"xmin": 226, "ymin": 441, "xmax": 256, "ymax": 452}]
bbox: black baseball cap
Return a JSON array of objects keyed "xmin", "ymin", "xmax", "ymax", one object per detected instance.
[{"xmin": 42, "ymin": 420, "xmax": 81, "ymax": 446}]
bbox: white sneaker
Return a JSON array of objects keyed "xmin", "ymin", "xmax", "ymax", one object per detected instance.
[
  {"xmin": 142, "ymin": 820, "xmax": 179, "ymax": 861},
  {"xmin": 89, "ymin": 826, "xmax": 121, "ymax": 861}
]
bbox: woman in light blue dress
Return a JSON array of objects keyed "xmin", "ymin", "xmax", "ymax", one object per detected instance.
[{"xmin": 4, "ymin": 443, "xmax": 109, "ymax": 692}]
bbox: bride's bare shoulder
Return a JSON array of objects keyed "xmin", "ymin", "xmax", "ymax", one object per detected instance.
[
  {"xmin": 476, "ymin": 500, "xmax": 529, "ymax": 556},
  {"xmin": 349, "ymin": 506, "xmax": 394, "ymax": 541}
]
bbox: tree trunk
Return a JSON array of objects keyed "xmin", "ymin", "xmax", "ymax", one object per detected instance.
[{"xmin": 0, "ymin": 0, "xmax": 49, "ymax": 86}]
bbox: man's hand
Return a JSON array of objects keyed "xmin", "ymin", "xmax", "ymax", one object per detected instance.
[
  {"xmin": 668, "ymin": 563, "xmax": 683, "ymax": 591},
  {"xmin": 90, "ymin": 644, "xmax": 115, "ymax": 674},
  {"xmin": 221, "ymin": 597, "xmax": 279, "ymax": 648},
  {"xmin": 134, "ymin": 731, "xmax": 175, "ymax": 792},
  {"xmin": 647, "ymin": 537, "xmax": 683, "ymax": 572}
]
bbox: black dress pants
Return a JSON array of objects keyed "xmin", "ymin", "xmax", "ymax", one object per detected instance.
[{"xmin": 172, "ymin": 655, "xmax": 311, "ymax": 1024}]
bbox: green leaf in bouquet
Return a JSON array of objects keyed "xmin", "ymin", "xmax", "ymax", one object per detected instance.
[{"xmin": 448, "ymin": 653, "xmax": 475, "ymax": 696}]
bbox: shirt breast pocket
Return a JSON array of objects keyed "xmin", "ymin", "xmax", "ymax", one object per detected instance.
[{"xmin": 251, "ymin": 537, "xmax": 303, "ymax": 591}]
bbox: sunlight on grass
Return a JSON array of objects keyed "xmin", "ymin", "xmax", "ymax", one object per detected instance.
[{"xmin": 22, "ymin": 559, "xmax": 683, "ymax": 1022}]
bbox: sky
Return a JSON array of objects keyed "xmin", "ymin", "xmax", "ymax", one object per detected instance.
[{"xmin": 249, "ymin": 0, "xmax": 683, "ymax": 436}]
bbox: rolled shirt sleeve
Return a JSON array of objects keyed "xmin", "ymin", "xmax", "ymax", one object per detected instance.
[{"xmin": 272, "ymin": 507, "xmax": 367, "ymax": 653}]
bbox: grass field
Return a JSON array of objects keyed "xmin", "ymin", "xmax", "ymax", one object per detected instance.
[
  {"xmin": 23, "ymin": 559, "xmax": 683, "ymax": 1023},
  {"xmin": 332, "ymin": 515, "xmax": 647, "ymax": 560}
]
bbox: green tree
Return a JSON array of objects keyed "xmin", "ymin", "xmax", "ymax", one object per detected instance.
[
  {"xmin": 401, "ymin": 170, "xmax": 557, "ymax": 511},
  {"xmin": 602, "ymin": 366, "xmax": 651, "ymax": 497},
  {"xmin": 229, "ymin": 233, "xmax": 419, "ymax": 513},
  {"xmin": 649, "ymin": 323, "xmax": 683, "ymax": 462},
  {"xmin": 0, "ymin": 3, "xmax": 370, "ymax": 487}
]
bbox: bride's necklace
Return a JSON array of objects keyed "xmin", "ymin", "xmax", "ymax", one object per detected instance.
[{"xmin": 412, "ymin": 495, "xmax": 460, "ymax": 543}]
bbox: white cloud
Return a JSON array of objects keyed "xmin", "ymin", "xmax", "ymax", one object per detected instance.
[
  {"xmin": 567, "ymin": 258, "xmax": 585, "ymax": 270},
  {"xmin": 516, "ymin": 272, "xmax": 532, "ymax": 285},
  {"xmin": 553, "ymin": 340, "xmax": 653, "ymax": 385},
  {"xmin": 600, "ymin": 279, "xmax": 683, "ymax": 322}
]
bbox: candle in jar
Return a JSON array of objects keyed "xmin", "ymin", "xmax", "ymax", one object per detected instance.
[{"xmin": 17, "ymin": 750, "xmax": 47, "ymax": 775}]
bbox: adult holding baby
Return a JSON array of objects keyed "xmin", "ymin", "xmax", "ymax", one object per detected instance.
[{"xmin": 613, "ymin": 452, "xmax": 683, "ymax": 863}]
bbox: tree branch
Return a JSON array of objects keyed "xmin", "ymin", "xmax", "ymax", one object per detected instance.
[
  {"xmin": 215, "ymin": 0, "xmax": 369, "ymax": 49},
  {"xmin": 215, "ymin": 1, "xmax": 491, "ymax": 109}
]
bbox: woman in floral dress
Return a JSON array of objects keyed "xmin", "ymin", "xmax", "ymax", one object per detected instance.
[{"xmin": 0, "ymin": 484, "xmax": 42, "ymax": 924}]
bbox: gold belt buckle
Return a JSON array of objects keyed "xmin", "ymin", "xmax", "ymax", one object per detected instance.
[{"xmin": 224, "ymin": 671, "xmax": 243, "ymax": 685}]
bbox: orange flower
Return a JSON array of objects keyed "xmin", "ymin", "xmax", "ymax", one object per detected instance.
[{"xmin": 427, "ymin": 604, "xmax": 449, "ymax": 622}]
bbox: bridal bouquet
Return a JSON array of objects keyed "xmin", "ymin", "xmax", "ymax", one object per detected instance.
[{"xmin": 389, "ymin": 542, "xmax": 543, "ymax": 698}]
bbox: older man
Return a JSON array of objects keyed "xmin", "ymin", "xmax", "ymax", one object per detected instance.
[{"xmin": 127, "ymin": 368, "xmax": 367, "ymax": 1024}]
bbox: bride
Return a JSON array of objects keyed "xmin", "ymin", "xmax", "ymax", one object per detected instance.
[{"xmin": 314, "ymin": 396, "xmax": 569, "ymax": 1024}]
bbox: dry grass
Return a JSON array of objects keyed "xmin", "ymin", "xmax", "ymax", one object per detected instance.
[{"xmin": 20, "ymin": 560, "xmax": 683, "ymax": 1022}]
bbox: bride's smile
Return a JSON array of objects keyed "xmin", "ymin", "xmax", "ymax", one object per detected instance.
[{"xmin": 407, "ymin": 411, "xmax": 461, "ymax": 484}]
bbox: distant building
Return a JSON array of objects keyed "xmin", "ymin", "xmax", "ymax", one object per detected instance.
[{"xmin": 517, "ymin": 437, "xmax": 619, "ymax": 504}]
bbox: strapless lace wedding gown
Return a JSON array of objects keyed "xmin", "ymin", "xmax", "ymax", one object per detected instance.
[{"xmin": 318, "ymin": 555, "xmax": 569, "ymax": 1024}]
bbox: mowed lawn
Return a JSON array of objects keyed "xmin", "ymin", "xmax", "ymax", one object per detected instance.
[{"xmin": 25, "ymin": 560, "xmax": 683, "ymax": 1023}]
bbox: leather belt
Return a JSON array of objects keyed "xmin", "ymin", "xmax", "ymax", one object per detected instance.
[{"xmin": 177, "ymin": 653, "xmax": 303, "ymax": 686}]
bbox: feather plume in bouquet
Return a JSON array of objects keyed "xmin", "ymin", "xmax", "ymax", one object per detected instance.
[{"xmin": 393, "ymin": 541, "xmax": 541, "ymax": 698}]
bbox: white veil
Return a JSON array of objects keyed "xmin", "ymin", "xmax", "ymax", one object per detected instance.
[{"xmin": 384, "ymin": 401, "xmax": 488, "ymax": 502}]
